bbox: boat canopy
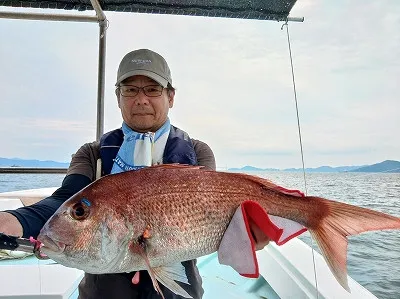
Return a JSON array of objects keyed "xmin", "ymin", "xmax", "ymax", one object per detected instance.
[{"xmin": 0, "ymin": 0, "xmax": 297, "ymax": 21}]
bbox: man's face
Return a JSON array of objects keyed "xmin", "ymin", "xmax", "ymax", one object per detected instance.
[{"xmin": 117, "ymin": 75, "xmax": 174, "ymax": 132}]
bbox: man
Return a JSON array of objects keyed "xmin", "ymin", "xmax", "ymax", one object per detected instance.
[{"xmin": 0, "ymin": 49, "xmax": 215, "ymax": 299}]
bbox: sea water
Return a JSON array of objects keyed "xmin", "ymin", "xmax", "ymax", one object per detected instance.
[
  {"xmin": 0, "ymin": 171, "xmax": 399, "ymax": 299},
  {"xmin": 0, "ymin": 173, "xmax": 65, "ymax": 193}
]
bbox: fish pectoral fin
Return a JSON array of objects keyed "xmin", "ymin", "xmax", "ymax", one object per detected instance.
[
  {"xmin": 129, "ymin": 241, "xmax": 191, "ymax": 298},
  {"xmin": 218, "ymin": 201, "xmax": 306, "ymax": 277},
  {"xmin": 153, "ymin": 264, "xmax": 192, "ymax": 298},
  {"xmin": 129, "ymin": 241, "xmax": 166, "ymax": 299}
]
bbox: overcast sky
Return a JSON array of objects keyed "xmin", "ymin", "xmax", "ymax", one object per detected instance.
[{"xmin": 0, "ymin": 1, "xmax": 399, "ymax": 169}]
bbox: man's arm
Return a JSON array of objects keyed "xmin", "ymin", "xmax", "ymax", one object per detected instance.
[
  {"xmin": 1, "ymin": 142, "xmax": 99, "ymax": 239},
  {"xmin": 5, "ymin": 174, "xmax": 92, "ymax": 238},
  {"xmin": 0, "ymin": 212, "xmax": 23, "ymax": 236},
  {"xmin": 192, "ymin": 139, "xmax": 216, "ymax": 170}
]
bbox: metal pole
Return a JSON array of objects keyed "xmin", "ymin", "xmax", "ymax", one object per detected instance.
[
  {"xmin": 0, "ymin": 11, "xmax": 98, "ymax": 22},
  {"xmin": 88, "ymin": 0, "xmax": 107, "ymax": 141},
  {"xmin": 0, "ymin": 167, "xmax": 67, "ymax": 174},
  {"xmin": 287, "ymin": 17, "xmax": 304, "ymax": 22},
  {"xmin": 89, "ymin": 0, "xmax": 107, "ymax": 21},
  {"xmin": 96, "ymin": 20, "xmax": 107, "ymax": 140}
]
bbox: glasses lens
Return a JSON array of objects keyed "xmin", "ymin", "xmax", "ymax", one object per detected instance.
[
  {"xmin": 120, "ymin": 86, "xmax": 139, "ymax": 97},
  {"xmin": 119, "ymin": 85, "xmax": 163, "ymax": 97},
  {"xmin": 144, "ymin": 85, "xmax": 163, "ymax": 97}
]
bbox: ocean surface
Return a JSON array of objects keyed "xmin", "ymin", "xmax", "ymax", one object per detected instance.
[{"xmin": 0, "ymin": 171, "xmax": 399, "ymax": 299}]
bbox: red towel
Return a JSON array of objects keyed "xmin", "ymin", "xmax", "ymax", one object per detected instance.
[{"xmin": 218, "ymin": 187, "xmax": 307, "ymax": 278}]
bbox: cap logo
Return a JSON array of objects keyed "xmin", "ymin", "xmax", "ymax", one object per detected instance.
[{"xmin": 131, "ymin": 59, "xmax": 151, "ymax": 65}]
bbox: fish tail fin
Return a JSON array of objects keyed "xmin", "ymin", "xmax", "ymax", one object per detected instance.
[{"xmin": 307, "ymin": 197, "xmax": 400, "ymax": 291}]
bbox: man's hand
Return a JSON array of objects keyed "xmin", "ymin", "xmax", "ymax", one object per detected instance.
[
  {"xmin": 249, "ymin": 218, "xmax": 270, "ymax": 251},
  {"xmin": 0, "ymin": 212, "xmax": 23, "ymax": 237}
]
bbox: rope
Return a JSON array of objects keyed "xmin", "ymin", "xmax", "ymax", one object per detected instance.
[{"xmin": 281, "ymin": 20, "xmax": 319, "ymax": 298}]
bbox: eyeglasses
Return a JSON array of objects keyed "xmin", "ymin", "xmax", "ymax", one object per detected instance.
[{"xmin": 118, "ymin": 85, "xmax": 164, "ymax": 97}]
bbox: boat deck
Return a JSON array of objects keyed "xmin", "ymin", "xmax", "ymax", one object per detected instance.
[{"xmin": 0, "ymin": 253, "xmax": 279, "ymax": 299}]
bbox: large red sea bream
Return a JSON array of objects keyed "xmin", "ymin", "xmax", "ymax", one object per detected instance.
[{"xmin": 37, "ymin": 165, "xmax": 400, "ymax": 298}]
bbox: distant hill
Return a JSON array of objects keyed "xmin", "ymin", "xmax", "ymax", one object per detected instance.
[
  {"xmin": 228, "ymin": 165, "xmax": 279, "ymax": 171},
  {"xmin": 2, "ymin": 158, "xmax": 399, "ymax": 173},
  {"xmin": 228, "ymin": 160, "xmax": 400, "ymax": 173},
  {"xmin": 229, "ymin": 165, "xmax": 364, "ymax": 172},
  {"xmin": 282, "ymin": 165, "xmax": 364, "ymax": 173},
  {"xmin": 350, "ymin": 160, "xmax": 400, "ymax": 173},
  {"xmin": 0, "ymin": 157, "xmax": 69, "ymax": 168}
]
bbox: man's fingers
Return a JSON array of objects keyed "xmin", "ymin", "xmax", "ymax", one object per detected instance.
[{"xmin": 249, "ymin": 218, "xmax": 270, "ymax": 251}]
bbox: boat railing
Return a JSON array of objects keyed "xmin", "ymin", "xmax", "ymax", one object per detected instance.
[{"xmin": 0, "ymin": 167, "xmax": 67, "ymax": 174}]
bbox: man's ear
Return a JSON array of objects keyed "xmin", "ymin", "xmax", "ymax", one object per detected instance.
[
  {"xmin": 116, "ymin": 89, "xmax": 121, "ymax": 108},
  {"xmin": 168, "ymin": 90, "xmax": 175, "ymax": 108}
]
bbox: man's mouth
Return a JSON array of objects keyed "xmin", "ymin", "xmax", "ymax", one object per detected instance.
[{"xmin": 133, "ymin": 113, "xmax": 152, "ymax": 116}]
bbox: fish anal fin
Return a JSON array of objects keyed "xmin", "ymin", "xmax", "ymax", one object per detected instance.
[
  {"xmin": 310, "ymin": 226, "xmax": 350, "ymax": 291},
  {"xmin": 309, "ymin": 197, "xmax": 400, "ymax": 291},
  {"xmin": 153, "ymin": 264, "xmax": 192, "ymax": 298}
]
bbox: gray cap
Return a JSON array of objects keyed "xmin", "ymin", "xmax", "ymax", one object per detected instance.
[{"xmin": 115, "ymin": 49, "xmax": 172, "ymax": 88}]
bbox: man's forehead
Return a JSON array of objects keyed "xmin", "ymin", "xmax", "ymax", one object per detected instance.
[{"xmin": 122, "ymin": 75, "xmax": 158, "ymax": 85}]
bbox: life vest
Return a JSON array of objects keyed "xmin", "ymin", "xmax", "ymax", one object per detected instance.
[{"xmin": 99, "ymin": 125, "xmax": 198, "ymax": 176}]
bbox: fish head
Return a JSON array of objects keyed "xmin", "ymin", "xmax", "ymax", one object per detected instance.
[{"xmin": 37, "ymin": 183, "xmax": 138, "ymax": 273}]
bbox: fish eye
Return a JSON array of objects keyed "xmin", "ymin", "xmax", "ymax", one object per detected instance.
[{"xmin": 70, "ymin": 199, "xmax": 91, "ymax": 220}]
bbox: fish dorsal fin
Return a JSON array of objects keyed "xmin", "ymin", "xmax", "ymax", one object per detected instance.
[{"xmin": 231, "ymin": 172, "xmax": 305, "ymax": 197}]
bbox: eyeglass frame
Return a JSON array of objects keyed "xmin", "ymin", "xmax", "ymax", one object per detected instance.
[{"xmin": 116, "ymin": 84, "xmax": 165, "ymax": 98}]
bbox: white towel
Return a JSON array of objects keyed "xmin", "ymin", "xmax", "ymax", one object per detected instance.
[{"xmin": 111, "ymin": 119, "xmax": 171, "ymax": 174}]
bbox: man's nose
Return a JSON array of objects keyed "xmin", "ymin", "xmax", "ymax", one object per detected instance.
[{"xmin": 134, "ymin": 89, "xmax": 149, "ymax": 105}]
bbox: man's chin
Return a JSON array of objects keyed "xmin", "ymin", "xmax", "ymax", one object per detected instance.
[{"xmin": 127, "ymin": 120, "xmax": 157, "ymax": 132}]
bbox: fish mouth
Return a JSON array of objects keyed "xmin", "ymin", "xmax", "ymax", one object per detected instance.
[{"xmin": 37, "ymin": 234, "xmax": 66, "ymax": 254}]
